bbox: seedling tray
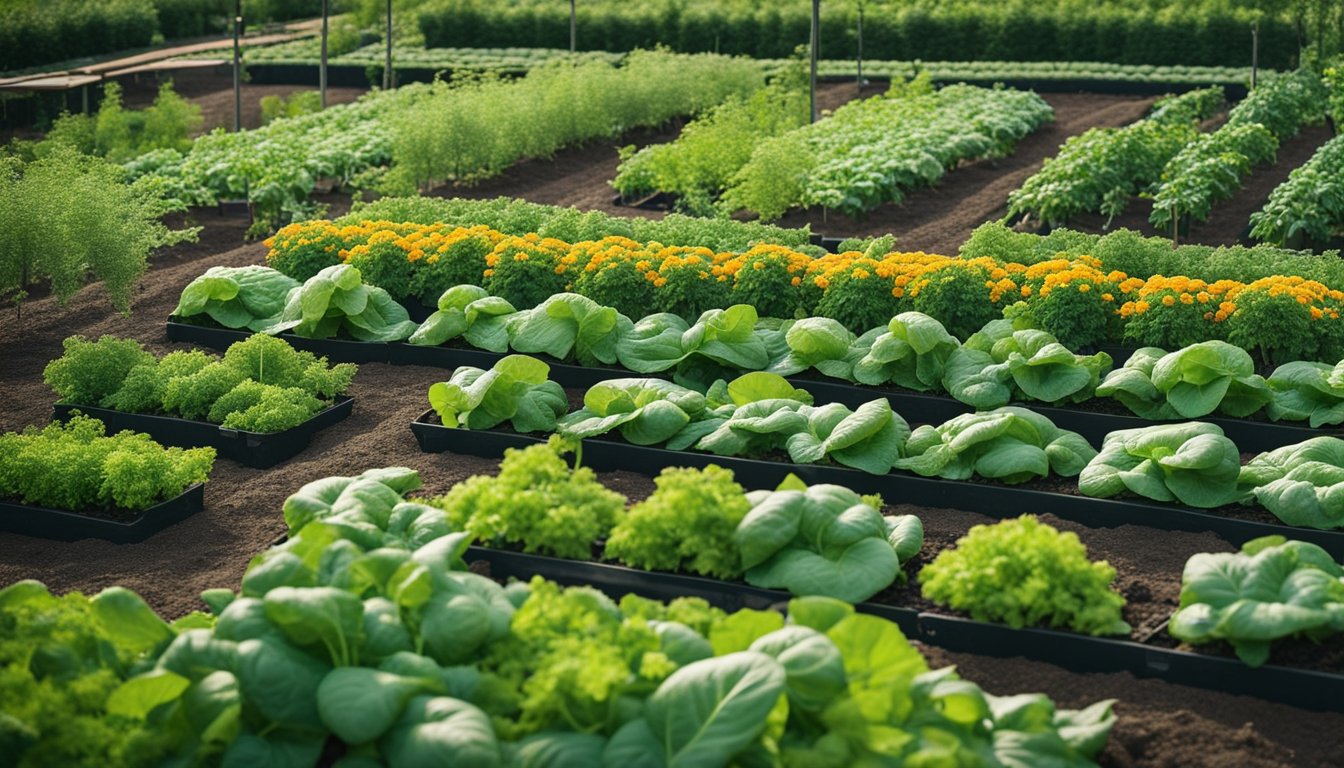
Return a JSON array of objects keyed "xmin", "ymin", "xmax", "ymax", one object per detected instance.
[
  {"xmin": 53, "ymin": 398, "xmax": 354, "ymax": 469},
  {"xmin": 166, "ymin": 319, "xmax": 393, "ymax": 364},
  {"xmin": 463, "ymin": 542, "xmax": 1341, "ymax": 711},
  {"xmin": 0, "ymin": 483, "xmax": 205, "ymax": 544},
  {"xmin": 411, "ymin": 414, "xmax": 1344, "ymax": 559}
]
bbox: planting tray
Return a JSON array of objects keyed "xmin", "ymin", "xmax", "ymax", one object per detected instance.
[
  {"xmin": 53, "ymin": 398, "xmax": 354, "ymax": 469},
  {"xmin": 166, "ymin": 319, "xmax": 393, "ymax": 364},
  {"xmin": 0, "ymin": 483, "xmax": 205, "ymax": 544},
  {"xmin": 464, "ymin": 543, "xmax": 1340, "ymax": 711},
  {"xmin": 389, "ymin": 342, "xmax": 1337, "ymax": 453},
  {"xmin": 411, "ymin": 414, "xmax": 1344, "ymax": 559}
]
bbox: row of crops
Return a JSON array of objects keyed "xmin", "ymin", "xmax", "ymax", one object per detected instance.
[{"xmin": 1009, "ymin": 67, "xmax": 1344, "ymax": 246}]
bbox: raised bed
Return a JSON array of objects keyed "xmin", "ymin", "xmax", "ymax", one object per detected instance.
[
  {"xmin": 0, "ymin": 483, "xmax": 205, "ymax": 544},
  {"xmin": 411, "ymin": 413, "xmax": 1344, "ymax": 559},
  {"xmin": 52, "ymin": 398, "xmax": 354, "ymax": 469},
  {"xmin": 466, "ymin": 545, "xmax": 1340, "ymax": 712},
  {"xmin": 166, "ymin": 318, "xmax": 393, "ymax": 363}
]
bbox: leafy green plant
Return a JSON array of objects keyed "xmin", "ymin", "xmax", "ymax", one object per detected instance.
[
  {"xmin": 559, "ymin": 377, "xmax": 720, "ymax": 447},
  {"xmin": 0, "ymin": 580, "xmax": 187, "ymax": 767},
  {"xmin": 408, "ymin": 284, "xmax": 516, "ymax": 350},
  {"xmin": 0, "ymin": 415, "xmax": 214, "ymax": 512},
  {"xmin": 0, "ymin": 145, "xmax": 195, "ymax": 315},
  {"xmin": 260, "ymin": 91, "xmax": 322, "ymax": 125},
  {"xmin": 735, "ymin": 477, "xmax": 923, "ymax": 602},
  {"xmin": 46, "ymin": 333, "xmax": 356, "ymax": 433},
  {"xmin": 920, "ymin": 515, "xmax": 1131, "ymax": 636},
  {"xmin": 1078, "ymin": 422, "xmax": 1244, "ymax": 508},
  {"xmin": 943, "ymin": 320, "xmax": 1111, "ymax": 408},
  {"xmin": 1267, "ymin": 360, "xmax": 1344, "ymax": 426},
  {"xmin": 1169, "ymin": 535, "xmax": 1344, "ymax": 667},
  {"xmin": 895, "ymin": 407, "xmax": 1096, "ymax": 484},
  {"xmin": 616, "ymin": 304, "xmax": 769, "ymax": 379},
  {"xmin": 425, "ymin": 441, "xmax": 624, "ymax": 559},
  {"xmin": 505, "ymin": 293, "xmax": 628, "ymax": 367},
  {"xmin": 1249, "ymin": 133, "xmax": 1344, "ymax": 247},
  {"xmin": 606, "ymin": 465, "xmax": 752, "ymax": 580},
  {"xmin": 1095, "ymin": 341, "xmax": 1273, "ymax": 419},
  {"xmin": 1238, "ymin": 437, "xmax": 1344, "ymax": 529},
  {"xmin": 264, "ymin": 264, "xmax": 419, "ymax": 342},
  {"xmin": 427, "ymin": 355, "xmax": 567, "ymax": 433},
  {"xmin": 172, "ymin": 265, "xmax": 301, "ymax": 331},
  {"xmin": 851, "ymin": 311, "xmax": 961, "ymax": 390}
]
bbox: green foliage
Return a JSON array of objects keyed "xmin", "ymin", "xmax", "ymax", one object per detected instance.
[
  {"xmin": 606, "ymin": 466, "xmax": 751, "ymax": 580},
  {"xmin": 43, "ymin": 335, "xmax": 155, "ymax": 407},
  {"xmin": 943, "ymin": 320, "xmax": 1111, "ymax": 408},
  {"xmin": 560, "ymin": 377, "xmax": 719, "ymax": 447},
  {"xmin": 387, "ymin": 51, "xmax": 764, "ymax": 193},
  {"xmin": 0, "ymin": 580, "xmax": 180, "ymax": 768},
  {"xmin": 1267, "ymin": 360, "xmax": 1344, "ymax": 427},
  {"xmin": 173, "ymin": 265, "xmax": 301, "ymax": 331},
  {"xmin": 505, "ymin": 293, "xmax": 628, "ymax": 367},
  {"xmin": 851, "ymin": 312, "xmax": 961, "ymax": 390},
  {"xmin": 426, "ymin": 443, "xmax": 624, "ymax": 560},
  {"xmin": 0, "ymin": 415, "xmax": 213, "ymax": 512},
  {"xmin": 0, "ymin": 145, "xmax": 196, "ymax": 314},
  {"xmin": 1239, "ymin": 437, "xmax": 1344, "ymax": 529},
  {"xmin": 1095, "ymin": 342, "xmax": 1272, "ymax": 419},
  {"xmin": 920, "ymin": 515, "xmax": 1130, "ymax": 636},
  {"xmin": 1250, "ymin": 133, "xmax": 1344, "ymax": 247},
  {"xmin": 0, "ymin": 0, "xmax": 157, "ymax": 72},
  {"xmin": 409, "ymin": 284, "xmax": 516, "ymax": 350},
  {"xmin": 895, "ymin": 407, "xmax": 1096, "ymax": 484},
  {"xmin": 736, "ymin": 479, "xmax": 923, "ymax": 602},
  {"xmin": 260, "ymin": 91, "xmax": 322, "ymax": 126},
  {"xmin": 264, "ymin": 264, "xmax": 420, "ymax": 342},
  {"xmin": 427, "ymin": 355, "xmax": 567, "ymax": 433},
  {"xmin": 47, "ymin": 332, "xmax": 355, "ymax": 432},
  {"xmin": 616, "ymin": 304, "xmax": 769, "ymax": 381},
  {"xmin": 342, "ymin": 195, "xmax": 814, "ymax": 251},
  {"xmin": 724, "ymin": 84, "xmax": 1053, "ymax": 219},
  {"xmin": 1170, "ymin": 535, "xmax": 1344, "ymax": 667},
  {"xmin": 1079, "ymin": 422, "xmax": 1245, "ymax": 508}
]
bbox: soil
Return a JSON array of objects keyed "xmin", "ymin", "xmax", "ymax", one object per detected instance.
[{"xmin": 5, "ymin": 73, "xmax": 1344, "ymax": 764}]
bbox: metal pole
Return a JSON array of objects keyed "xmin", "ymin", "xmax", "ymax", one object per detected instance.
[
  {"xmin": 1251, "ymin": 23, "xmax": 1259, "ymax": 90},
  {"xmin": 233, "ymin": 0, "xmax": 242, "ymax": 132},
  {"xmin": 570, "ymin": 0, "xmax": 577, "ymax": 53},
  {"xmin": 810, "ymin": 0, "xmax": 820, "ymax": 123},
  {"xmin": 385, "ymin": 0, "xmax": 393, "ymax": 90},
  {"xmin": 320, "ymin": 0, "xmax": 329, "ymax": 109},
  {"xmin": 856, "ymin": 4, "xmax": 863, "ymax": 90}
]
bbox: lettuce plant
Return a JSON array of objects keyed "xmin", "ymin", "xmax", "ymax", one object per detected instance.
[
  {"xmin": 920, "ymin": 515, "xmax": 1131, "ymax": 636},
  {"xmin": 765, "ymin": 317, "xmax": 865, "ymax": 381},
  {"xmin": 1095, "ymin": 341, "xmax": 1272, "ymax": 419},
  {"xmin": 1078, "ymin": 422, "xmax": 1244, "ymax": 508},
  {"xmin": 1169, "ymin": 535, "xmax": 1344, "ymax": 667},
  {"xmin": 616, "ymin": 304, "xmax": 769, "ymax": 376},
  {"xmin": 734, "ymin": 477, "xmax": 923, "ymax": 602},
  {"xmin": 172, "ymin": 265, "xmax": 300, "ymax": 331},
  {"xmin": 264, "ymin": 264, "xmax": 419, "ymax": 342},
  {"xmin": 1239, "ymin": 437, "xmax": 1344, "ymax": 529},
  {"xmin": 942, "ymin": 320, "xmax": 1110, "ymax": 408},
  {"xmin": 605, "ymin": 465, "xmax": 752, "ymax": 580},
  {"xmin": 1266, "ymin": 360, "xmax": 1344, "ymax": 427},
  {"xmin": 506, "ymin": 292, "xmax": 630, "ymax": 367},
  {"xmin": 425, "ymin": 441, "xmax": 624, "ymax": 560},
  {"xmin": 697, "ymin": 398, "xmax": 911, "ymax": 475},
  {"xmin": 428, "ymin": 355, "xmax": 567, "ymax": 433},
  {"xmin": 852, "ymin": 312, "xmax": 961, "ymax": 390},
  {"xmin": 894, "ymin": 407, "xmax": 1096, "ymax": 484},
  {"xmin": 559, "ymin": 377, "xmax": 721, "ymax": 447},
  {"xmin": 408, "ymin": 284, "xmax": 516, "ymax": 351}
]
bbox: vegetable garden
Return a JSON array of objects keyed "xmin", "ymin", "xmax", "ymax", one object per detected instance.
[{"xmin": 4, "ymin": 7, "xmax": 1344, "ymax": 767}]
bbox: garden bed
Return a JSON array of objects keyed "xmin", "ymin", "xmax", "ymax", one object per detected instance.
[
  {"xmin": 51, "ymin": 398, "xmax": 354, "ymax": 469},
  {"xmin": 0, "ymin": 483, "xmax": 204, "ymax": 543},
  {"xmin": 411, "ymin": 412, "xmax": 1344, "ymax": 557}
]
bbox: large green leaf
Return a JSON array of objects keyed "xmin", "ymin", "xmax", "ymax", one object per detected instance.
[
  {"xmin": 317, "ymin": 668, "xmax": 437, "ymax": 745},
  {"xmin": 381, "ymin": 696, "xmax": 502, "ymax": 768}
]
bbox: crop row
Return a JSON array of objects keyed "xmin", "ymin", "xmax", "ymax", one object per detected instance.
[
  {"xmin": 258, "ymin": 219, "xmax": 1344, "ymax": 363},
  {"xmin": 123, "ymin": 51, "xmax": 766, "ymax": 232}
]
